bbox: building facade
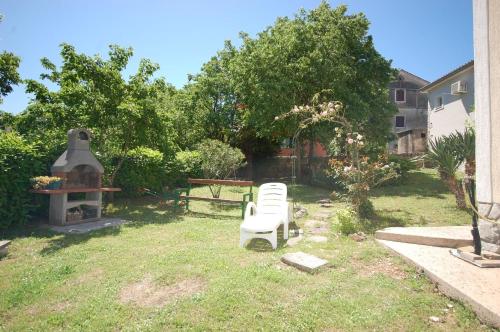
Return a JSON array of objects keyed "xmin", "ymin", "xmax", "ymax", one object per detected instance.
[
  {"xmin": 421, "ymin": 61, "xmax": 475, "ymax": 141},
  {"xmin": 388, "ymin": 70, "xmax": 429, "ymax": 154}
]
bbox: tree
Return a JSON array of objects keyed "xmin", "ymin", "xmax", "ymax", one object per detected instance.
[
  {"xmin": 447, "ymin": 128, "xmax": 475, "ymax": 177},
  {"xmin": 0, "ymin": 51, "xmax": 21, "ymax": 104},
  {"xmin": 195, "ymin": 139, "xmax": 246, "ymax": 198},
  {"xmin": 228, "ymin": 2, "xmax": 397, "ymax": 147},
  {"xmin": 189, "ymin": 2, "xmax": 397, "ymax": 177},
  {"xmin": 16, "ymin": 44, "xmax": 176, "ymax": 192}
]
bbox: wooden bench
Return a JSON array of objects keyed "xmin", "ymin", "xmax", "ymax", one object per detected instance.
[{"xmin": 176, "ymin": 178, "xmax": 254, "ymax": 218}]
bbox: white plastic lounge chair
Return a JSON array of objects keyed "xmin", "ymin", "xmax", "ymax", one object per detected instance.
[{"xmin": 240, "ymin": 183, "xmax": 290, "ymax": 249}]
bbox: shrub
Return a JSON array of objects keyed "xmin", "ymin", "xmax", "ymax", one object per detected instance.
[
  {"xmin": 0, "ymin": 131, "xmax": 44, "ymax": 229},
  {"xmin": 383, "ymin": 154, "xmax": 417, "ymax": 185},
  {"xmin": 196, "ymin": 139, "xmax": 246, "ymax": 179},
  {"xmin": 426, "ymin": 137, "xmax": 465, "ymax": 209},
  {"xmin": 169, "ymin": 150, "xmax": 202, "ymax": 187},
  {"xmin": 114, "ymin": 147, "xmax": 166, "ymax": 197},
  {"xmin": 335, "ymin": 208, "xmax": 358, "ymax": 235},
  {"xmin": 447, "ymin": 128, "xmax": 475, "ymax": 176},
  {"xmin": 195, "ymin": 139, "xmax": 246, "ymax": 198},
  {"xmin": 328, "ymin": 133, "xmax": 398, "ymax": 218}
]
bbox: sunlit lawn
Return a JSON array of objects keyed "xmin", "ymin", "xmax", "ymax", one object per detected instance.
[{"xmin": 0, "ymin": 169, "xmax": 490, "ymax": 331}]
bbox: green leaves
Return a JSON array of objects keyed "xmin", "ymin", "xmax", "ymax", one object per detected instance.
[
  {"xmin": 0, "ymin": 132, "xmax": 45, "ymax": 229},
  {"xmin": 0, "ymin": 51, "xmax": 21, "ymax": 103},
  {"xmin": 195, "ymin": 139, "xmax": 246, "ymax": 180},
  {"xmin": 427, "ymin": 137, "xmax": 462, "ymax": 179},
  {"xmin": 191, "ymin": 1, "xmax": 396, "ymax": 154},
  {"xmin": 446, "ymin": 128, "xmax": 475, "ymax": 176}
]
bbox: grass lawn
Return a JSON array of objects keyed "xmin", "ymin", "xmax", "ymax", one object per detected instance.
[{"xmin": 0, "ymin": 169, "xmax": 492, "ymax": 331}]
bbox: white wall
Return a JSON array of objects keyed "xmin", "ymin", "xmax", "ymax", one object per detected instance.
[{"xmin": 427, "ymin": 67, "xmax": 475, "ymax": 140}]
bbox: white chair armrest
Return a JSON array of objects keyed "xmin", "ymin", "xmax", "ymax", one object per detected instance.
[{"xmin": 244, "ymin": 202, "xmax": 257, "ymax": 219}]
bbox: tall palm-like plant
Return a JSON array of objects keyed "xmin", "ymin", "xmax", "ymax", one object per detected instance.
[
  {"xmin": 447, "ymin": 128, "xmax": 475, "ymax": 176},
  {"xmin": 426, "ymin": 137, "xmax": 466, "ymax": 208}
]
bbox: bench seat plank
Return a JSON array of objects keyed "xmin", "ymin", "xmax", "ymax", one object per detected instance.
[{"xmin": 187, "ymin": 178, "xmax": 254, "ymax": 186}]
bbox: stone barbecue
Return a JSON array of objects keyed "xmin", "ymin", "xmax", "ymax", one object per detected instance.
[{"xmin": 33, "ymin": 129, "xmax": 120, "ymax": 225}]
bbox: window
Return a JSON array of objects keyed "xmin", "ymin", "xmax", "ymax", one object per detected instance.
[
  {"xmin": 436, "ymin": 96, "xmax": 443, "ymax": 109},
  {"xmin": 421, "ymin": 133, "xmax": 426, "ymax": 138},
  {"xmin": 395, "ymin": 88, "xmax": 406, "ymax": 103},
  {"xmin": 395, "ymin": 116, "xmax": 405, "ymax": 128}
]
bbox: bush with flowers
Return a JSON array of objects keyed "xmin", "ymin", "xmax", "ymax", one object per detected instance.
[
  {"xmin": 328, "ymin": 127, "xmax": 398, "ymax": 217},
  {"xmin": 274, "ymin": 94, "xmax": 398, "ymax": 219}
]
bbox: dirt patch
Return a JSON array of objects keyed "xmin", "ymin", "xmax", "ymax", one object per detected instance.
[
  {"xmin": 27, "ymin": 300, "xmax": 72, "ymax": 316},
  {"xmin": 52, "ymin": 300, "xmax": 72, "ymax": 312},
  {"xmin": 119, "ymin": 275, "xmax": 206, "ymax": 307},
  {"xmin": 355, "ymin": 258, "xmax": 408, "ymax": 280},
  {"xmin": 69, "ymin": 268, "xmax": 104, "ymax": 285}
]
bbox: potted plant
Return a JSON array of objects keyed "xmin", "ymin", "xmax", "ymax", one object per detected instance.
[{"xmin": 31, "ymin": 176, "xmax": 63, "ymax": 190}]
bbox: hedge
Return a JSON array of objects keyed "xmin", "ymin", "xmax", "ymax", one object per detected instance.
[{"xmin": 0, "ymin": 131, "xmax": 44, "ymax": 229}]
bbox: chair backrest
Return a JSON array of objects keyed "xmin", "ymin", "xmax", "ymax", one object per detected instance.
[{"xmin": 257, "ymin": 183, "xmax": 287, "ymax": 215}]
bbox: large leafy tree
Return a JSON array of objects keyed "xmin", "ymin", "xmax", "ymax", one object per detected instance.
[
  {"xmin": 0, "ymin": 12, "xmax": 21, "ymax": 106},
  {"xmin": 234, "ymin": 2, "xmax": 396, "ymax": 143},
  {"xmin": 0, "ymin": 51, "xmax": 21, "ymax": 105},
  {"xmin": 194, "ymin": 2, "xmax": 396, "ymax": 155},
  {"xmin": 16, "ymin": 44, "xmax": 176, "ymax": 187}
]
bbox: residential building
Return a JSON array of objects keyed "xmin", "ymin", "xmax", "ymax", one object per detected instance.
[
  {"xmin": 388, "ymin": 70, "xmax": 429, "ymax": 155},
  {"xmin": 421, "ymin": 61, "xmax": 475, "ymax": 141}
]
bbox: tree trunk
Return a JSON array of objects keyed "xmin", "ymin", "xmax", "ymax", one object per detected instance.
[
  {"xmin": 465, "ymin": 158, "xmax": 476, "ymax": 177},
  {"xmin": 296, "ymin": 138, "xmax": 302, "ymax": 183},
  {"xmin": 246, "ymin": 151, "xmax": 254, "ymax": 181},
  {"xmin": 106, "ymin": 154, "xmax": 127, "ymax": 202},
  {"xmin": 447, "ymin": 176, "xmax": 466, "ymax": 209}
]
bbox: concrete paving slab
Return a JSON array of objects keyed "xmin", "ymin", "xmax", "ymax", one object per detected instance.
[
  {"xmin": 0, "ymin": 240, "xmax": 11, "ymax": 257},
  {"xmin": 46, "ymin": 218, "xmax": 127, "ymax": 234},
  {"xmin": 281, "ymin": 251, "xmax": 329, "ymax": 273},
  {"xmin": 312, "ymin": 211, "xmax": 332, "ymax": 220},
  {"xmin": 286, "ymin": 235, "xmax": 303, "ymax": 247},
  {"xmin": 377, "ymin": 239, "xmax": 500, "ymax": 328},
  {"xmin": 306, "ymin": 235, "xmax": 328, "ymax": 243},
  {"xmin": 375, "ymin": 226, "xmax": 473, "ymax": 248}
]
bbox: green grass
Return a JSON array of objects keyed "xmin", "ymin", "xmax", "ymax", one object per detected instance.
[{"xmin": 0, "ymin": 169, "xmax": 491, "ymax": 331}]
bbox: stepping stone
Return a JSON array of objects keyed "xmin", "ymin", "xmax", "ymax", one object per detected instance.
[
  {"xmin": 286, "ymin": 235, "xmax": 303, "ymax": 247},
  {"xmin": 310, "ymin": 227, "xmax": 329, "ymax": 235},
  {"xmin": 281, "ymin": 251, "xmax": 329, "ymax": 274},
  {"xmin": 317, "ymin": 199, "xmax": 331, "ymax": 204},
  {"xmin": 307, "ymin": 235, "xmax": 328, "ymax": 243},
  {"xmin": 320, "ymin": 203, "xmax": 334, "ymax": 208},
  {"xmin": 0, "ymin": 240, "xmax": 11, "ymax": 257},
  {"xmin": 313, "ymin": 211, "xmax": 332, "ymax": 220},
  {"xmin": 304, "ymin": 219, "xmax": 325, "ymax": 228}
]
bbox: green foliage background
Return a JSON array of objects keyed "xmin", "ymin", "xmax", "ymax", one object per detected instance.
[
  {"xmin": 0, "ymin": 132, "xmax": 44, "ymax": 229},
  {"xmin": 0, "ymin": 2, "xmax": 399, "ymax": 229}
]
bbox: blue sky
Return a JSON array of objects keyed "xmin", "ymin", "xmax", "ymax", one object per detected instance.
[{"xmin": 1, "ymin": 0, "xmax": 473, "ymax": 114}]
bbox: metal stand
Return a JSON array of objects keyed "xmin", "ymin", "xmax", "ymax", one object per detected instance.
[{"xmin": 464, "ymin": 177, "xmax": 482, "ymax": 255}]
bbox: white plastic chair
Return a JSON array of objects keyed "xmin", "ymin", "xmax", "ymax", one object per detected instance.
[{"xmin": 240, "ymin": 183, "xmax": 290, "ymax": 250}]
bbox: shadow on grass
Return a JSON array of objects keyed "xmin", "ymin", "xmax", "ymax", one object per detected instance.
[
  {"xmin": 39, "ymin": 226, "xmax": 122, "ymax": 256},
  {"xmin": 243, "ymin": 225, "xmax": 288, "ymax": 252},
  {"xmin": 358, "ymin": 209, "xmax": 409, "ymax": 234},
  {"xmin": 287, "ymin": 184, "xmax": 331, "ymax": 204},
  {"xmin": 111, "ymin": 198, "xmax": 183, "ymax": 227},
  {"xmin": 0, "ymin": 196, "xmax": 185, "ymax": 256},
  {"xmin": 186, "ymin": 211, "xmax": 239, "ymax": 221},
  {"xmin": 371, "ymin": 170, "xmax": 449, "ymax": 199}
]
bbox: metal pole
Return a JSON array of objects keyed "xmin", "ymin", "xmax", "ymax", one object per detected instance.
[{"xmin": 465, "ymin": 177, "xmax": 481, "ymax": 255}]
